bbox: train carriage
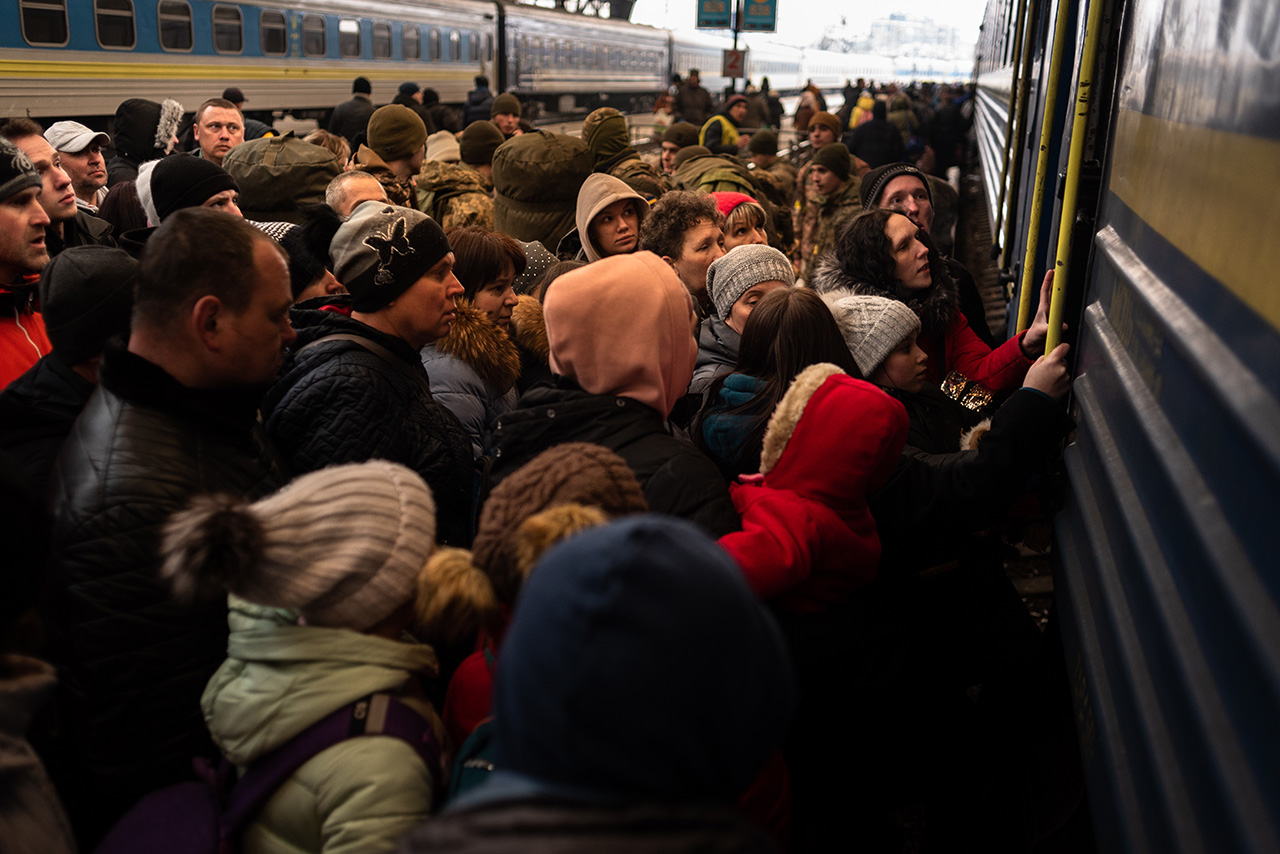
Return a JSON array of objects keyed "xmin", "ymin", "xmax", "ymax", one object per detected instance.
[
  {"xmin": 976, "ymin": 0, "xmax": 1280, "ymax": 847},
  {"xmin": 1, "ymin": 0, "xmax": 495, "ymax": 118}
]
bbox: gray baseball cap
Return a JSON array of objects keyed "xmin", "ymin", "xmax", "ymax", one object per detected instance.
[{"xmin": 44, "ymin": 121, "xmax": 111, "ymax": 153}]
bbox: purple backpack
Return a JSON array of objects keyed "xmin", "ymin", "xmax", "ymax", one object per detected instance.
[{"xmin": 94, "ymin": 694, "xmax": 442, "ymax": 854}]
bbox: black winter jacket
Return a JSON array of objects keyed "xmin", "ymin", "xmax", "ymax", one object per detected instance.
[
  {"xmin": 397, "ymin": 799, "xmax": 779, "ymax": 853},
  {"xmin": 491, "ymin": 377, "xmax": 740, "ymax": 537},
  {"xmin": 463, "ymin": 88, "xmax": 495, "ymax": 126},
  {"xmin": 328, "ymin": 94, "xmax": 376, "ymax": 143},
  {"xmin": 0, "ymin": 354, "xmax": 93, "ymax": 494},
  {"xmin": 869, "ymin": 387, "xmax": 1072, "ymax": 575},
  {"xmin": 261, "ymin": 302, "xmax": 475, "ymax": 545},
  {"xmin": 47, "ymin": 211, "xmax": 115, "ymax": 257},
  {"xmin": 43, "ymin": 343, "xmax": 286, "ymax": 844}
]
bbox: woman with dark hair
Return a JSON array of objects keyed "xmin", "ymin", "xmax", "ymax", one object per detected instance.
[
  {"xmin": 421, "ymin": 226, "xmax": 527, "ymax": 456},
  {"xmin": 812, "ymin": 208, "xmax": 1056, "ymax": 396},
  {"xmin": 695, "ymin": 287, "xmax": 859, "ymax": 479}
]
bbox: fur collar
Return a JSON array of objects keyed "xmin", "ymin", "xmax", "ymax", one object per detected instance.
[
  {"xmin": 810, "ymin": 249, "xmax": 959, "ymax": 339},
  {"xmin": 759, "ymin": 362, "xmax": 845, "ymax": 475},
  {"xmin": 434, "ymin": 298, "xmax": 522, "ymax": 390},
  {"xmin": 509, "ymin": 295, "xmax": 548, "ymax": 362}
]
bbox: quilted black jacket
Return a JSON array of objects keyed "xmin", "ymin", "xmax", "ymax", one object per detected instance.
[
  {"xmin": 0, "ymin": 353, "xmax": 94, "ymax": 495},
  {"xmin": 43, "ymin": 342, "xmax": 287, "ymax": 843},
  {"xmin": 262, "ymin": 301, "xmax": 475, "ymax": 546},
  {"xmin": 491, "ymin": 377, "xmax": 741, "ymax": 538}
]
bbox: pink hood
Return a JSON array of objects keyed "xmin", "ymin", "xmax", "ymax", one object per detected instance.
[{"xmin": 544, "ymin": 251, "xmax": 698, "ymax": 417}]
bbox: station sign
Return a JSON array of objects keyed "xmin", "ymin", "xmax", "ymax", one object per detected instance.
[
  {"xmin": 722, "ymin": 49, "xmax": 746, "ymax": 78},
  {"xmin": 696, "ymin": 0, "xmax": 732, "ymax": 29},
  {"xmin": 741, "ymin": 0, "xmax": 777, "ymax": 32}
]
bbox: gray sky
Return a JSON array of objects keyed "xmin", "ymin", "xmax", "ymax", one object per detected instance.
[{"xmin": 630, "ymin": 0, "xmax": 989, "ymax": 50}]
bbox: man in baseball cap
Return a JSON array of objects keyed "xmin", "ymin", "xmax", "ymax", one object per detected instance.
[{"xmin": 44, "ymin": 121, "xmax": 110, "ymax": 214}]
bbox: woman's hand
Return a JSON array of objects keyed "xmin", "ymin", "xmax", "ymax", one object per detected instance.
[
  {"xmin": 1021, "ymin": 269, "xmax": 1066, "ymax": 358},
  {"xmin": 1023, "ymin": 342, "xmax": 1072, "ymax": 400}
]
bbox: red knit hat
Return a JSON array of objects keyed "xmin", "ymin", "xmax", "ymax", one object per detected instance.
[{"xmin": 710, "ymin": 190, "xmax": 758, "ymax": 218}]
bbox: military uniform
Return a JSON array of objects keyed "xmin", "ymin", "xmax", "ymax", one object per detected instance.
[
  {"xmin": 582, "ymin": 108, "xmax": 666, "ymax": 202},
  {"xmin": 795, "ymin": 177, "xmax": 861, "ymax": 281},
  {"xmin": 416, "ymin": 160, "xmax": 495, "ymax": 231}
]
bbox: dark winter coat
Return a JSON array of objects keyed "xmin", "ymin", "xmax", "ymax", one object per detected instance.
[
  {"xmin": 463, "ymin": 87, "xmax": 495, "ymax": 127},
  {"xmin": 261, "ymin": 300, "xmax": 475, "ymax": 545},
  {"xmin": 688, "ymin": 317, "xmax": 740, "ymax": 400},
  {"xmin": 0, "ymin": 354, "xmax": 94, "ymax": 494},
  {"xmin": 491, "ymin": 377, "xmax": 740, "ymax": 537},
  {"xmin": 42, "ymin": 342, "xmax": 286, "ymax": 843},
  {"xmin": 46, "ymin": 211, "xmax": 114, "ymax": 257},
  {"xmin": 106, "ymin": 98, "xmax": 183, "ymax": 187},
  {"xmin": 870, "ymin": 387, "xmax": 1072, "ymax": 575},
  {"xmin": 328, "ymin": 93, "xmax": 376, "ymax": 143},
  {"xmin": 397, "ymin": 799, "xmax": 779, "ymax": 853},
  {"xmin": 673, "ymin": 82, "xmax": 714, "ymax": 127}
]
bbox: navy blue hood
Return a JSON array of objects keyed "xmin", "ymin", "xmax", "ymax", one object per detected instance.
[{"xmin": 492, "ymin": 515, "xmax": 794, "ymax": 803}]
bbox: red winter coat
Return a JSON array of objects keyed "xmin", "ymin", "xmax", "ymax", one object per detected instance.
[
  {"xmin": 923, "ymin": 312, "xmax": 1031, "ymax": 393},
  {"xmin": 719, "ymin": 367, "xmax": 908, "ymax": 613}
]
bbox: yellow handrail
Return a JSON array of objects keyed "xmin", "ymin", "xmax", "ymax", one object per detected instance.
[
  {"xmin": 1016, "ymin": 0, "xmax": 1074, "ymax": 332},
  {"xmin": 1046, "ymin": 0, "xmax": 1107, "ymax": 352},
  {"xmin": 992, "ymin": 0, "xmax": 1030, "ymax": 246}
]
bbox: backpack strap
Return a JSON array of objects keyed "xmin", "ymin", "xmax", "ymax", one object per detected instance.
[
  {"xmin": 221, "ymin": 694, "xmax": 441, "ymax": 841},
  {"xmin": 294, "ymin": 332, "xmax": 433, "ymax": 396}
]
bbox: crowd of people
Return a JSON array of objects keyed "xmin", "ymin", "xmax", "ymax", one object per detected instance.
[{"xmin": 2, "ymin": 74, "xmax": 1078, "ymax": 854}]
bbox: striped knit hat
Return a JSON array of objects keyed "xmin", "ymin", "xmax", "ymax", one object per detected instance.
[{"xmin": 161, "ymin": 461, "xmax": 436, "ymax": 631}]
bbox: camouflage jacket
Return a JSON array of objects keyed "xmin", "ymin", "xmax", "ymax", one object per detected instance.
[
  {"xmin": 600, "ymin": 151, "xmax": 666, "ymax": 202},
  {"xmin": 795, "ymin": 177, "xmax": 862, "ymax": 282},
  {"xmin": 351, "ymin": 145, "xmax": 418, "ymax": 210},
  {"xmin": 415, "ymin": 161, "xmax": 495, "ymax": 231}
]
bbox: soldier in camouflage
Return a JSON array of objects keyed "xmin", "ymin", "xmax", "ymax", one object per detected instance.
[
  {"xmin": 582, "ymin": 108, "xmax": 665, "ymax": 202},
  {"xmin": 414, "ymin": 121, "xmax": 501, "ymax": 230},
  {"xmin": 795, "ymin": 144, "xmax": 861, "ymax": 282}
]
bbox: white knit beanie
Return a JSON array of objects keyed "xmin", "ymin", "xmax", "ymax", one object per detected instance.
[
  {"xmin": 705, "ymin": 244, "xmax": 795, "ymax": 321},
  {"xmin": 162, "ymin": 461, "xmax": 437, "ymax": 631},
  {"xmin": 426, "ymin": 130, "xmax": 461, "ymax": 163},
  {"xmin": 827, "ymin": 294, "xmax": 922, "ymax": 377}
]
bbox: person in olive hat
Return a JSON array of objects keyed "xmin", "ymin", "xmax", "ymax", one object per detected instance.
[
  {"xmin": 659, "ymin": 121, "xmax": 700, "ymax": 176},
  {"xmin": 747, "ymin": 128, "xmax": 798, "ymax": 207},
  {"xmin": 794, "ymin": 143, "xmax": 862, "ymax": 281},
  {"xmin": 490, "ymin": 92, "xmax": 522, "ymax": 137},
  {"xmin": 262, "ymin": 201, "xmax": 475, "ymax": 546},
  {"xmin": 414, "ymin": 123, "xmax": 499, "ymax": 230},
  {"xmin": 583, "ymin": 108, "xmax": 665, "ymax": 201},
  {"xmin": 351, "ymin": 105, "xmax": 428, "ymax": 209},
  {"xmin": 459, "ymin": 120, "xmax": 505, "ymax": 182}
]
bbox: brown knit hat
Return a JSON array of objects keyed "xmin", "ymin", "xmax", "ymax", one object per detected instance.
[
  {"xmin": 672, "ymin": 145, "xmax": 711, "ymax": 170},
  {"xmin": 661, "ymin": 122, "xmax": 700, "ymax": 148},
  {"xmin": 459, "ymin": 120, "xmax": 505, "ymax": 165},
  {"xmin": 367, "ymin": 104, "xmax": 427, "ymax": 161},
  {"xmin": 812, "ymin": 143, "xmax": 852, "ymax": 182},
  {"xmin": 472, "ymin": 443, "xmax": 647, "ymax": 604},
  {"xmin": 491, "ymin": 92, "xmax": 521, "ymax": 118},
  {"xmin": 811, "ymin": 112, "xmax": 841, "ymax": 137}
]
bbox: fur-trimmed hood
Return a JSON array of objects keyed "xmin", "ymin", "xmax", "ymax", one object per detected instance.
[
  {"xmin": 433, "ymin": 297, "xmax": 522, "ymax": 391},
  {"xmin": 809, "ymin": 248, "xmax": 959, "ymax": 339},
  {"xmin": 509, "ymin": 295, "xmax": 548, "ymax": 362}
]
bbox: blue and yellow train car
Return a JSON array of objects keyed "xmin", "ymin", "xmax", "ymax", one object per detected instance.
[{"xmin": 977, "ymin": 0, "xmax": 1280, "ymax": 848}]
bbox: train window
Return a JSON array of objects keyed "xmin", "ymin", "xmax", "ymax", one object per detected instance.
[
  {"xmin": 472, "ymin": 30, "xmax": 481, "ymax": 62},
  {"xmin": 429, "ymin": 28, "xmax": 441, "ymax": 61},
  {"xmin": 94, "ymin": 0, "xmax": 135, "ymax": 49},
  {"xmin": 260, "ymin": 10, "xmax": 286, "ymax": 55},
  {"xmin": 372, "ymin": 22, "xmax": 391, "ymax": 58},
  {"xmin": 157, "ymin": 1, "xmax": 192, "ymax": 51},
  {"xmin": 339, "ymin": 18, "xmax": 360, "ymax": 58},
  {"xmin": 20, "ymin": 0, "xmax": 68, "ymax": 46},
  {"xmin": 449, "ymin": 30, "xmax": 460, "ymax": 62},
  {"xmin": 212, "ymin": 5, "xmax": 241, "ymax": 53},
  {"xmin": 403, "ymin": 24, "xmax": 420, "ymax": 60},
  {"xmin": 485, "ymin": 33, "xmax": 493, "ymax": 64},
  {"xmin": 302, "ymin": 14, "xmax": 325, "ymax": 56}
]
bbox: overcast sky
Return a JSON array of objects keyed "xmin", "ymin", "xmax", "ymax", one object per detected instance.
[{"xmin": 630, "ymin": 0, "xmax": 990, "ymax": 50}]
